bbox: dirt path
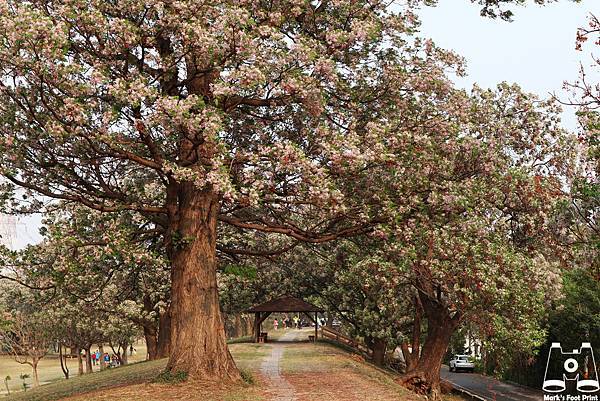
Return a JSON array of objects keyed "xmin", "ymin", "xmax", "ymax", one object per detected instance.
[{"xmin": 260, "ymin": 331, "xmax": 299, "ymax": 401}]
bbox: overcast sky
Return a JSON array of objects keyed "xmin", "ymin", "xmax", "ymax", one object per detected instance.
[
  {"xmin": 4, "ymin": 0, "xmax": 599, "ymax": 250},
  {"xmin": 418, "ymin": 0, "xmax": 598, "ymax": 129}
]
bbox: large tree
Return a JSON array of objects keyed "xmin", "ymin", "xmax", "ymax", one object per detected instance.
[
  {"xmin": 0, "ymin": 0, "xmax": 580, "ymax": 382},
  {"xmin": 0, "ymin": 0, "xmax": 453, "ymax": 378},
  {"xmin": 570, "ymin": 13, "xmax": 599, "ymax": 277},
  {"xmin": 314, "ymin": 80, "xmax": 576, "ymax": 398}
]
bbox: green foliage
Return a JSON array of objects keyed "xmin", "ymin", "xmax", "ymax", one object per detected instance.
[
  {"xmin": 19, "ymin": 374, "xmax": 30, "ymax": 392},
  {"xmin": 222, "ymin": 264, "xmax": 257, "ymax": 279},
  {"xmin": 153, "ymin": 369, "xmax": 189, "ymax": 384},
  {"xmin": 320, "ymin": 242, "xmax": 412, "ymax": 351},
  {"xmin": 548, "ymin": 269, "xmax": 600, "ymax": 348},
  {"xmin": 4, "ymin": 375, "xmax": 11, "ymax": 395},
  {"xmin": 472, "ymin": 359, "xmax": 486, "ymax": 374},
  {"xmin": 497, "ymin": 269, "xmax": 600, "ymax": 388},
  {"xmin": 239, "ymin": 368, "xmax": 255, "ymax": 385}
]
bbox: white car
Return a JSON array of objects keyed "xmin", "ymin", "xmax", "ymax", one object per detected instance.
[{"xmin": 449, "ymin": 355, "xmax": 475, "ymax": 372}]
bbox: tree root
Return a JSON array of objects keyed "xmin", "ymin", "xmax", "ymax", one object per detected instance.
[{"xmin": 397, "ymin": 371, "xmax": 443, "ymax": 401}]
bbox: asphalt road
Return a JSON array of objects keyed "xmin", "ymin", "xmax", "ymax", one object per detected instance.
[{"xmin": 441, "ymin": 366, "xmax": 543, "ymax": 401}]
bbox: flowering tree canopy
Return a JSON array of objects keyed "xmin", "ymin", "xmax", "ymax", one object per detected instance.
[
  {"xmin": 0, "ymin": 0, "xmax": 462, "ymax": 379},
  {"xmin": 364, "ymin": 82, "xmax": 576, "ymax": 397},
  {"xmin": 570, "ymin": 14, "xmax": 599, "ymax": 277},
  {"xmin": 0, "ymin": 206, "xmax": 171, "ymax": 360},
  {"xmin": 0, "ymin": 0, "xmax": 583, "ymax": 388}
]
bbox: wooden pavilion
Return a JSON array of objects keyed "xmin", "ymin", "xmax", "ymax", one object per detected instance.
[{"xmin": 247, "ymin": 296, "xmax": 324, "ymax": 343}]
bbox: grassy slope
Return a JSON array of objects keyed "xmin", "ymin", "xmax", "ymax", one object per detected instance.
[
  {"xmin": 3, "ymin": 341, "xmax": 274, "ymax": 401},
  {"xmin": 4, "ymin": 359, "xmax": 167, "ymax": 401},
  {"xmin": 281, "ymin": 342, "xmax": 420, "ymax": 401},
  {"xmin": 281, "ymin": 342, "xmax": 465, "ymax": 401},
  {"xmin": 0, "ymin": 343, "xmax": 148, "ymax": 394}
]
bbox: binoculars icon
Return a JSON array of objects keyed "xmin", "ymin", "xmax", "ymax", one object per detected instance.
[{"xmin": 543, "ymin": 342, "xmax": 599, "ymax": 393}]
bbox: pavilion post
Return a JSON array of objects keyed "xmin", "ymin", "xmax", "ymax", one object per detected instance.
[{"xmin": 254, "ymin": 312, "xmax": 260, "ymax": 343}]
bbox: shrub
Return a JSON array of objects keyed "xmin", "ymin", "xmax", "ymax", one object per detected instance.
[
  {"xmin": 153, "ymin": 369, "xmax": 189, "ymax": 384},
  {"xmin": 239, "ymin": 369, "xmax": 255, "ymax": 385}
]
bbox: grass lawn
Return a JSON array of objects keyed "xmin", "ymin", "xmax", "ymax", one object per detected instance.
[
  {"xmin": 0, "ymin": 356, "xmax": 78, "ymax": 394},
  {"xmin": 0, "ymin": 343, "xmax": 148, "ymax": 395}
]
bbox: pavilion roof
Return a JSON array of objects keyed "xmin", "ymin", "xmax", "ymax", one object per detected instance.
[{"xmin": 247, "ymin": 296, "xmax": 324, "ymax": 313}]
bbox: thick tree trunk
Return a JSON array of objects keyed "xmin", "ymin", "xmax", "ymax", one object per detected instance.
[
  {"xmin": 399, "ymin": 292, "xmax": 460, "ymax": 401},
  {"xmin": 400, "ymin": 342, "xmax": 418, "ymax": 372},
  {"xmin": 143, "ymin": 325, "xmax": 159, "ymax": 360},
  {"xmin": 120, "ymin": 343, "xmax": 128, "ymax": 365},
  {"xmin": 157, "ymin": 309, "xmax": 171, "ymax": 358},
  {"xmin": 85, "ymin": 347, "xmax": 93, "ymax": 373},
  {"xmin": 372, "ymin": 338, "xmax": 387, "ymax": 367},
  {"xmin": 400, "ymin": 326, "xmax": 453, "ymax": 400},
  {"xmin": 401, "ymin": 294, "xmax": 423, "ymax": 372},
  {"xmin": 76, "ymin": 348, "xmax": 84, "ymax": 376},
  {"xmin": 99, "ymin": 344, "xmax": 106, "ymax": 371},
  {"xmin": 165, "ymin": 186, "xmax": 238, "ymax": 381}
]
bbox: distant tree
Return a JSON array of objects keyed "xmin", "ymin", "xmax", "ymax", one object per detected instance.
[
  {"xmin": 548, "ymin": 269, "xmax": 600, "ymax": 357},
  {"xmin": 40, "ymin": 207, "xmax": 171, "ymax": 361},
  {"xmin": 49, "ymin": 301, "xmax": 105, "ymax": 375},
  {"xmin": 316, "ymin": 242, "xmax": 413, "ymax": 368},
  {"xmin": 101, "ymin": 314, "xmax": 141, "ymax": 366},
  {"xmin": 0, "ymin": 206, "xmax": 171, "ymax": 362},
  {"xmin": 0, "ymin": 286, "xmax": 54, "ymax": 387}
]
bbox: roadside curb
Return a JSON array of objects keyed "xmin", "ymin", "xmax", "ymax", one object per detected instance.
[
  {"xmin": 504, "ymin": 379, "xmax": 539, "ymax": 391},
  {"xmin": 442, "ymin": 379, "xmax": 487, "ymax": 401}
]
